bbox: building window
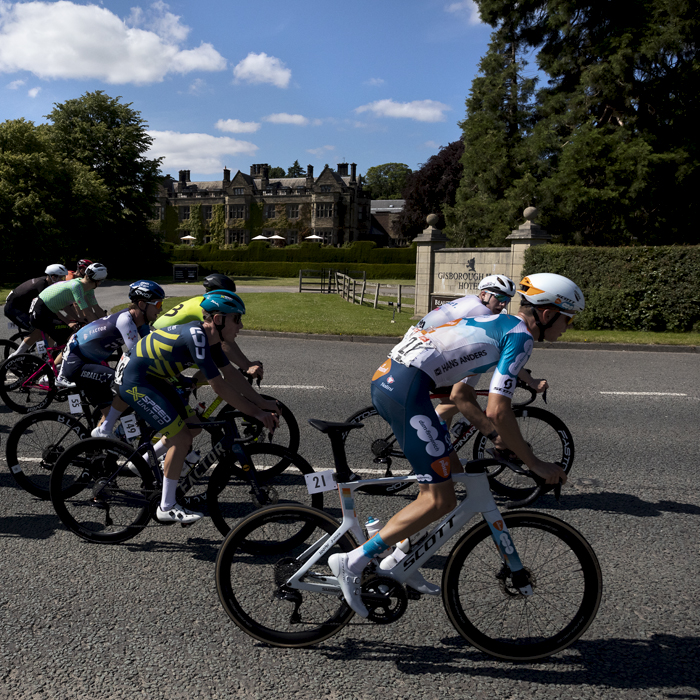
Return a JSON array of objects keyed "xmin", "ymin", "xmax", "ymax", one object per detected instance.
[
  {"xmin": 265, "ymin": 204, "xmax": 276, "ymax": 219},
  {"xmin": 228, "ymin": 205, "xmax": 245, "ymax": 219},
  {"xmin": 315, "ymin": 229, "xmax": 332, "ymax": 245},
  {"xmin": 287, "ymin": 204, "xmax": 299, "ymax": 219},
  {"xmin": 203, "ymin": 205, "xmax": 212, "ymax": 220},
  {"xmin": 296, "ymin": 187, "xmax": 306, "ymax": 195},
  {"xmin": 286, "ymin": 231, "xmax": 298, "ymax": 245},
  {"xmin": 226, "ymin": 229, "xmax": 247, "ymax": 245},
  {"xmin": 320, "ymin": 185, "xmax": 331, "ymax": 193},
  {"xmin": 232, "ymin": 188, "xmax": 245, "ymax": 195},
  {"xmin": 316, "ymin": 203, "xmax": 333, "ymax": 218},
  {"xmin": 181, "ymin": 206, "xmax": 190, "ymax": 220}
]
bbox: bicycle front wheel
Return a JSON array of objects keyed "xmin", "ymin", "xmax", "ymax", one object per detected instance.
[
  {"xmin": 472, "ymin": 406, "xmax": 575, "ymax": 503},
  {"xmin": 50, "ymin": 438, "xmax": 155, "ymax": 544},
  {"xmin": 206, "ymin": 444, "xmax": 324, "ymax": 537},
  {"xmin": 5, "ymin": 410, "xmax": 89, "ymax": 499},
  {"xmin": 0, "ymin": 354, "xmax": 56, "ymax": 413},
  {"xmin": 216, "ymin": 504, "xmax": 357, "ymax": 647},
  {"xmin": 443, "ymin": 511, "xmax": 602, "ymax": 661}
]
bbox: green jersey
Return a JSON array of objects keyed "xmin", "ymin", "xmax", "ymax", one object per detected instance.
[
  {"xmin": 152, "ymin": 296, "xmax": 204, "ymax": 330},
  {"xmin": 38, "ymin": 279, "xmax": 97, "ymax": 313}
]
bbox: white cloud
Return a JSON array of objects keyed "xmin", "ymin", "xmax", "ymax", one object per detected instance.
[
  {"xmin": 355, "ymin": 99, "xmax": 451, "ymax": 123},
  {"xmin": 306, "ymin": 145, "xmax": 335, "ymax": 157},
  {"xmin": 27, "ymin": 86, "xmax": 40, "ymax": 98},
  {"xmin": 0, "ymin": 1, "xmax": 226, "ymax": 85},
  {"xmin": 6, "ymin": 78, "xmax": 25, "ymax": 89},
  {"xmin": 423, "ymin": 140, "xmax": 440, "ymax": 149},
  {"xmin": 263, "ymin": 113, "xmax": 308, "ymax": 126},
  {"xmin": 215, "ymin": 118, "xmax": 261, "ymax": 134},
  {"xmin": 147, "ymin": 130, "xmax": 258, "ymax": 174},
  {"xmin": 233, "ymin": 52, "xmax": 291, "ymax": 88},
  {"xmin": 445, "ymin": 1, "xmax": 481, "ymax": 25},
  {"xmin": 364, "ymin": 77, "xmax": 385, "ymax": 86}
]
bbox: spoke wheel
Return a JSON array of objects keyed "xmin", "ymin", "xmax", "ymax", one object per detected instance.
[
  {"xmin": 5, "ymin": 410, "xmax": 89, "ymax": 499},
  {"xmin": 216, "ymin": 504, "xmax": 356, "ymax": 647},
  {"xmin": 443, "ymin": 511, "xmax": 602, "ymax": 661},
  {"xmin": 0, "ymin": 354, "xmax": 56, "ymax": 413},
  {"xmin": 207, "ymin": 444, "xmax": 323, "ymax": 538},
  {"xmin": 50, "ymin": 438, "xmax": 155, "ymax": 544}
]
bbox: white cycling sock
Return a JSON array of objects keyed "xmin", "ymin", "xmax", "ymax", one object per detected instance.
[
  {"xmin": 161, "ymin": 477, "xmax": 178, "ymax": 510},
  {"xmin": 150, "ymin": 438, "xmax": 169, "ymax": 464},
  {"xmin": 101, "ymin": 407, "xmax": 122, "ymax": 433},
  {"xmin": 10, "ymin": 340, "xmax": 30, "ymax": 357}
]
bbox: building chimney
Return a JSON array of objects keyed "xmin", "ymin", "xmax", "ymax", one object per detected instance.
[
  {"xmin": 223, "ymin": 167, "xmax": 230, "ymax": 183},
  {"xmin": 186, "ymin": 170, "xmax": 191, "ymax": 182},
  {"xmin": 306, "ymin": 165, "xmax": 314, "ymax": 188},
  {"xmin": 178, "ymin": 170, "xmax": 186, "ymax": 186},
  {"xmin": 350, "ymin": 163, "xmax": 357, "ymax": 183},
  {"xmin": 337, "ymin": 163, "xmax": 349, "ymax": 177}
]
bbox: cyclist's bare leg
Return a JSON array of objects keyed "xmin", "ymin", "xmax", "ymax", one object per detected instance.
[
  {"xmin": 434, "ymin": 398, "xmax": 460, "ymax": 426},
  {"xmin": 451, "ymin": 383, "xmax": 506, "ymax": 449},
  {"xmin": 162, "ymin": 427, "xmax": 193, "ymax": 482}
]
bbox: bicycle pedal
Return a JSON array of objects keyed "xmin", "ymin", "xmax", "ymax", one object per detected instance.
[
  {"xmin": 180, "ymin": 522, "xmax": 195, "ymax": 528},
  {"xmin": 406, "ymin": 586, "xmax": 422, "ymax": 601}
]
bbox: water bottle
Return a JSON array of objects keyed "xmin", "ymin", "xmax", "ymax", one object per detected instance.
[{"xmin": 365, "ymin": 516, "xmax": 381, "ymax": 540}]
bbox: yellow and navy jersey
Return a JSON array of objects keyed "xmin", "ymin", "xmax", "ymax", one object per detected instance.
[
  {"xmin": 152, "ymin": 296, "xmax": 204, "ymax": 330},
  {"xmin": 130, "ymin": 321, "xmax": 229, "ymax": 381}
]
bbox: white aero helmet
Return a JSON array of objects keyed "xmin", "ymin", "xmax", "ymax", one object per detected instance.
[
  {"xmin": 85, "ymin": 262, "xmax": 108, "ymax": 282},
  {"xmin": 478, "ymin": 274, "xmax": 516, "ymax": 297},
  {"xmin": 518, "ymin": 273, "xmax": 585, "ymax": 312},
  {"xmin": 45, "ymin": 264, "xmax": 69, "ymax": 277}
]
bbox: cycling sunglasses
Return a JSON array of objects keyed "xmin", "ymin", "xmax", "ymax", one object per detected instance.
[
  {"xmin": 230, "ymin": 313, "xmax": 242, "ymax": 324},
  {"xmin": 559, "ymin": 311, "xmax": 576, "ymax": 325},
  {"xmin": 490, "ymin": 293, "xmax": 511, "ymax": 303},
  {"xmin": 147, "ymin": 300, "xmax": 163, "ymax": 310}
]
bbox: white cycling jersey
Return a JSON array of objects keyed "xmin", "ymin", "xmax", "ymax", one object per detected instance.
[{"xmin": 416, "ymin": 295, "xmax": 490, "ymax": 330}]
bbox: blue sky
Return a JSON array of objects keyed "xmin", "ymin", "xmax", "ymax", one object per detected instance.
[{"xmin": 1, "ymin": 0, "xmax": 495, "ymax": 181}]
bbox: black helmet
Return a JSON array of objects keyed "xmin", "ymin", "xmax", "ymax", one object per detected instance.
[{"xmin": 203, "ymin": 273, "xmax": 236, "ymax": 294}]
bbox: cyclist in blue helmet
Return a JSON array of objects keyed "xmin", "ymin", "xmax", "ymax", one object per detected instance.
[{"xmin": 117, "ymin": 289, "xmax": 278, "ymax": 524}]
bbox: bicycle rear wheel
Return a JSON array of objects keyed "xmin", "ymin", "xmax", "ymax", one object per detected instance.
[
  {"xmin": 50, "ymin": 438, "xmax": 155, "ymax": 544},
  {"xmin": 443, "ymin": 511, "xmax": 602, "ymax": 661},
  {"xmin": 216, "ymin": 504, "xmax": 356, "ymax": 647},
  {"xmin": 5, "ymin": 410, "xmax": 89, "ymax": 499},
  {"xmin": 344, "ymin": 406, "xmax": 405, "ymax": 469},
  {"xmin": 0, "ymin": 354, "xmax": 56, "ymax": 413},
  {"xmin": 470, "ymin": 406, "xmax": 574, "ymax": 504},
  {"xmin": 206, "ymin": 444, "xmax": 324, "ymax": 537},
  {"xmin": 0, "ymin": 339, "xmax": 19, "ymax": 361}
]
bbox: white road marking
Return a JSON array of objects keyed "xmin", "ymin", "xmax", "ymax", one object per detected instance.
[
  {"xmin": 262, "ymin": 385, "xmax": 326, "ymax": 389},
  {"xmin": 599, "ymin": 391, "xmax": 688, "ymax": 396}
]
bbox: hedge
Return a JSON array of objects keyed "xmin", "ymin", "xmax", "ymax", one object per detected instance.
[
  {"xmin": 168, "ymin": 240, "xmax": 417, "ymax": 265},
  {"xmin": 172, "ymin": 260, "xmax": 416, "ymax": 280},
  {"xmin": 523, "ymin": 245, "xmax": 700, "ymax": 332}
]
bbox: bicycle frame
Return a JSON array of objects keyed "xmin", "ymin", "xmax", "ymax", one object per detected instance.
[{"xmin": 287, "ymin": 468, "xmax": 532, "ymax": 597}]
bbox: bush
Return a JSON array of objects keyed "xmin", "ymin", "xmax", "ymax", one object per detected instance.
[
  {"xmin": 523, "ymin": 245, "xmax": 700, "ymax": 331},
  {"xmin": 179, "ymin": 261, "xmax": 416, "ymax": 280}
]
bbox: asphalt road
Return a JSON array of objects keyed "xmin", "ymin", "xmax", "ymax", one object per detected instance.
[{"xmin": 1, "ymin": 313, "xmax": 699, "ymax": 699}]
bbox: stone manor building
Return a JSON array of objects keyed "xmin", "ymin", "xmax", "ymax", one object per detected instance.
[{"xmin": 154, "ymin": 163, "xmax": 372, "ymax": 246}]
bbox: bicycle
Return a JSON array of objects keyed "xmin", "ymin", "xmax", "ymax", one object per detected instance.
[
  {"xmin": 48, "ymin": 413, "xmax": 322, "ymax": 544},
  {"xmin": 215, "ymin": 418, "xmax": 602, "ymax": 661},
  {"xmin": 343, "ymin": 375, "xmax": 574, "ymax": 508}
]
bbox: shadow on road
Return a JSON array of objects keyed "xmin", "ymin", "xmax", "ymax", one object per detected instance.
[
  {"xmin": 315, "ymin": 634, "xmax": 698, "ymax": 694},
  {"xmin": 530, "ymin": 491, "xmax": 700, "ymax": 517}
]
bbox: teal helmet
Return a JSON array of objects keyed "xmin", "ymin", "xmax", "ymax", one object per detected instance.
[{"xmin": 200, "ymin": 290, "xmax": 246, "ymax": 316}]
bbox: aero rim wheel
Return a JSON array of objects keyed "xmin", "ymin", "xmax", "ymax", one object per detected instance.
[
  {"xmin": 443, "ymin": 511, "xmax": 602, "ymax": 661},
  {"xmin": 207, "ymin": 444, "xmax": 323, "ymax": 538},
  {"xmin": 50, "ymin": 438, "xmax": 155, "ymax": 544},
  {"xmin": 0, "ymin": 354, "xmax": 56, "ymax": 413},
  {"xmin": 216, "ymin": 504, "xmax": 356, "ymax": 647},
  {"xmin": 472, "ymin": 406, "xmax": 575, "ymax": 502},
  {"xmin": 5, "ymin": 410, "xmax": 89, "ymax": 499}
]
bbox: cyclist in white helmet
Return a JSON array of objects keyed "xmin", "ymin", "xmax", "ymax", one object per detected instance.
[
  {"xmin": 416, "ymin": 274, "xmax": 547, "ymax": 444},
  {"xmin": 4, "ymin": 264, "xmax": 68, "ymax": 356}
]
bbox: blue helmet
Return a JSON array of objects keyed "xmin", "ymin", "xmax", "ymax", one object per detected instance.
[
  {"xmin": 129, "ymin": 280, "xmax": 165, "ymax": 303},
  {"xmin": 200, "ymin": 290, "xmax": 246, "ymax": 316}
]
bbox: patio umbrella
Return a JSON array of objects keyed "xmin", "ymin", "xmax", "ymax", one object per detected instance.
[
  {"xmin": 267, "ymin": 235, "xmax": 285, "ymax": 240},
  {"xmin": 251, "ymin": 235, "xmax": 269, "ymax": 240},
  {"xmin": 180, "ymin": 235, "xmax": 197, "ymax": 241},
  {"xmin": 305, "ymin": 234, "xmax": 323, "ymax": 240}
]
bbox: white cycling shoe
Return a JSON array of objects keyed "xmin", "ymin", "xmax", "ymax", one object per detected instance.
[
  {"xmin": 405, "ymin": 570, "xmax": 441, "ymax": 596},
  {"xmin": 328, "ymin": 553, "xmax": 368, "ymax": 618},
  {"xmin": 156, "ymin": 503, "xmax": 203, "ymax": 524},
  {"xmin": 91, "ymin": 424, "xmax": 112, "ymax": 439}
]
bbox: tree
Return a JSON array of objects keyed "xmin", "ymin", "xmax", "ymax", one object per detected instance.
[
  {"xmin": 398, "ymin": 141, "xmax": 464, "ymax": 239},
  {"xmin": 45, "ymin": 91, "xmax": 165, "ymax": 274},
  {"xmin": 445, "ymin": 25, "xmax": 537, "ymax": 247},
  {"xmin": 0, "ymin": 118, "xmax": 107, "ymax": 277},
  {"xmin": 286, "ymin": 160, "xmax": 306, "ymax": 177},
  {"xmin": 364, "ymin": 163, "xmax": 412, "ymax": 200},
  {"xmin": 209, "ymin": 203, "xmax": 226, "ymax": 246},
  {"xmin": 178, "ymin": 203, "xmax": 206, "ymax": 244},
  {"xmin": 467, "ymin": 0, "xmax": 700, "ymax": 245},
  {"xmin": 269, "ymin": 166, "xmax": 285, "ymax": 178}
]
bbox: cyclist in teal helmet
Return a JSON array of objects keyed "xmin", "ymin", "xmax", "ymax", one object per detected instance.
[{"xmin": 117, "ymin": 289, "xmax": 278, "ymax": 524}]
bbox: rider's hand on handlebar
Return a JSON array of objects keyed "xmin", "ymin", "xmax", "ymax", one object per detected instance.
[
  {"xmin": 528, "ymin": 459, "xmax": 566, "ymax": 485},
  {"xmin": 260, "ymin": 398, "xmax": 279, "ymax": 414},
  {"xmin": 254, "ymin": 408, "xmax": 279, "ymax": 432},
  {"xmin": 531, "ymin": 379, "xmax": 549, "ymax": 394},
  {"xmin": 246, "ymin": 362, "xmax": 264, "ymax": 380}
]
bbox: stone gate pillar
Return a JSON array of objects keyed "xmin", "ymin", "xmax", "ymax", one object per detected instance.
[
  {"xmin": 506, "ymin": 207, "xmax": 551, "ymax": 282},
  {"xmin": 413, "ymin": 214, "xmax": 447, "ymax": 317}
]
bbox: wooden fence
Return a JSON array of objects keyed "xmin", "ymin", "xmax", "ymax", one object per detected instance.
[
  {"xmin": 298, "ymin": 269, "xmax": 335, "ymax": 293},
  {"xmin": 335, "ymin": 272, "xmax": 415, "ymax": 312}
]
